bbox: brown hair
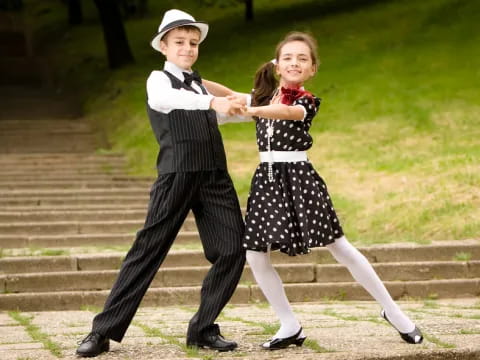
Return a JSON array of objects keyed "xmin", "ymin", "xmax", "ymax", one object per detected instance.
[
  {"xmin": 252, "ymin": 32, "xmax": 319, "ymax": 106},
  {"xmin": 161, "ymin": 25, "xmax": 201, "ymax": 42}
]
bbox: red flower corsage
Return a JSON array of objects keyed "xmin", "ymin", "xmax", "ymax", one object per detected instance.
[{"xmin": 280, "ymin": 86, "xmax": 314, "ymax": 105}]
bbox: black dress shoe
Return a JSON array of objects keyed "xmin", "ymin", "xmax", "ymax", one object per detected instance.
[
  {"xmin": 262, "ymin": 327, "xmax": 306, "ymax": 350},
  {"xmin": 381, "ymin": 309, "xmax": 423, "ymax": 344},
  {"xmin": 187, "ymin": 324, "xmax": 237, "ymax": 352},
  {"xmin": 76, "ymin": 332, "xmax": 110, "ymax": 357}
]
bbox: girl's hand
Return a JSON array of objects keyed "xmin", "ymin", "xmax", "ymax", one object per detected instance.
[{"xmin": 241, "ymin": 106, "xmax": 257, "ymax": 116}]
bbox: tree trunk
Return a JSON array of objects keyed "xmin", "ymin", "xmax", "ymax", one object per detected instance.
[
  {"xmin": 67, "ymin": 0, "xmax": 83, "ymax": 25},
  {"xmin": 245, "ymin": 0, "xmax": 253, "ymax": 21},
  {"xmin": 93, "ymin": 0, "xmax": 135, "ymax": 69}
]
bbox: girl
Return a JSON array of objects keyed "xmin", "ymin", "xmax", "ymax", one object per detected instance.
[{"xmin": 239, "ymin": 32, "xmax": 424, "ymax": 350}]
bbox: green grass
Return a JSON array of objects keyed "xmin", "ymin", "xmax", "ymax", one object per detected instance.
[
  {"xmin": 35, "ymin": 0, "xmax": 480, "ymax": 245},
  {"xmin": 133, "ymin": 320, "xmax": 209, "ymax": 358},
  {"xmin": 1, "ymin": 248, "xmax": 70, "ymax": 257},
  {"xmin": 303, "ymin": 338, "xmax": 332, "ymax": 353},
  {"xmin": 219, "ymin": 314, "xmax": 331, "ymax": 352},
  {"xmin": 453, "ymin": 252, "xmax": 472, "ymax": 261},
  {"xmin": 79, "ymin": 305, "xmax": 102, "ymax": 313},
  {"xmin": 219, "ymin": 315, "xmax": 279, "ymax": 335},
  {"xmin": 423, "ymin": 300, "xmax": 440, "ymax": 309},
  {"xmin": 423, "ymin": 333, "xmax": 456, "ymax": 349},
  {"xmin": 8, "ymin": 311, "xmax": 64, "ymax": 358}
]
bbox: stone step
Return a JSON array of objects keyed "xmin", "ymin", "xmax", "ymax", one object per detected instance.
[
  {"xmin": 0, "ymin": 209, "xmax": 148, "ymax": 222},
  {"xmin": 0, "ymin": 158, "xmax": 127, "ymax": 167},
  {"xmin": 0, "ymin": 190, "xmax": 150, "ymax": 205},
  {"xmin": 0, "ymin": 204, "xmax": 150, "ymax": 212},
  {"xmin": 1, "ymin": 242, "xmax": 478, "ymax": 273},
  {"xmin": 0, "ymin": 151, "xmax": 125, "ymax": 162},
  {"xmin": 0, "ymin": 179, "xmax": 152, "ymax": 190},
  {"xmin": 0, "ymin": 120, "xmax": 96, "ymax": 152},
  {"xmin": 0, "ymin": 249, "xmax": 206, "ymax": 274},
  {"xmin": 0, "ymin": 127, "xmax": 92, "ymax": 137},
  {"xmin": 0, "ymin": 229, "xmax": 197, "ymax": 249},
  {"xmin": 0, "ymin": 118, "xmax": 91, "ymax": 131},
  {"xmin": 0, "ymin": 154, "xmax": 126, "ymax": 164},
  {"xmin": 0, "ymin": 195, "xmax": 149, "ymax": 206},
  {"xmin": 2, "ymin": 188, "xmax": 148, "ymax": 197},
  {"xmin": 0, "ymin": 169, "xmax": 127, "ymax": 178},
  {"xmin": 0, "ymin": 139, "xmax": 97, "ymax": 153},
  {"xmin": 2, "ymin": 262, "xmax": 479, "ymax": 295},
  {"xmin": 0, "ymin": 103, "xmax": 80, "ymax": 120},
  {"xmin": 0, "ymin": 161, "xmax": 128, "ymax": 169},
  {"xmin": 0, "ymin": 174, "xmax": 154, "ymax": 182},
  {"xmin": 0, "ymin": 217, "xmax": 197, "ymax": 237},
  {"xmin": 0, "ymin": 219, "xmax": 143, "ymax": 235},
  {"xmin": 0, "ymin": 263, "xmax": 314, "ymax": 293},
  {"xmin": 1, "ymin": 279, "xmax": 478, "ymax": 311},
  {"xmin": 0, "ymin": 31, "xmax": 28, "ymax": 56},
  {"xmin": 0, "ymin": 57, "xmax": 46, "ymax": 86},
  {"xmin": 0, "ymin": 164, "xmax": 129, "ymax": 173}
]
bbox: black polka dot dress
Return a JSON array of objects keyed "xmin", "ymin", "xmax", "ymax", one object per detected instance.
[{"xmin": 243, "ymin": 95, "xmax": 344, "ymax": 256}]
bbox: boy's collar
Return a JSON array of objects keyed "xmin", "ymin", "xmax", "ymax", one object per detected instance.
[{"xmin": 164, "ymin": 61, "xmax": 193, "ymax": 82}]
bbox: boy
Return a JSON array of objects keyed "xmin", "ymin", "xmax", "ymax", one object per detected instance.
[{"xmin": 76, "ymin": 9, "xmax": 246, "ymax": 357}]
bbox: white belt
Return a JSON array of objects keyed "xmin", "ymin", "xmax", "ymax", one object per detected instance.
[{"xmin": 259, "ymin": 151, "xmax": 308, "ymax": 163}]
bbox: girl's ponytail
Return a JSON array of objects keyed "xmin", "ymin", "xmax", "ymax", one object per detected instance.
[{"xmin": 252, "ymin": 61, "xmax": 277, "ymax": 106}]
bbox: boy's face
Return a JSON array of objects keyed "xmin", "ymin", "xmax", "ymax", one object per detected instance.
[{"xmin": 159, "ymin": 28, "xmax": 201, "ymax": 70}]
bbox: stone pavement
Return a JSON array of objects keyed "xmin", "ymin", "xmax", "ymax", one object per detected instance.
[{"xmin": 1, "ymin": 298, "xmax": 479, "ymax": 360}]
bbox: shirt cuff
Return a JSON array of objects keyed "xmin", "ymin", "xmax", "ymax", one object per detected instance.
[
  {"xmin": 200, "ymin": 94, "xmax": 215, "ymax": 110},
  {"xmin": 245, "ymin": 94, "xmax": 252, "ymax": 107}
]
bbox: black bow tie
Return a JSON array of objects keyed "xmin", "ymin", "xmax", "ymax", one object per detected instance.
[{"xmin": 183, "ymin": 70, "xmax": 202, "ymax": 86}]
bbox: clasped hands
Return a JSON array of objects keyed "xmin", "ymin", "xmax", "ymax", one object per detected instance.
[{"xmin": 210, "ymin": 93, "xmax": 255, "ymax": 116}]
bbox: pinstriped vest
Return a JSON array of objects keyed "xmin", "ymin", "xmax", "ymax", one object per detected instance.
[{"xmin": 146, "ymin": 70, "xmax": 228, "ymax": 174}]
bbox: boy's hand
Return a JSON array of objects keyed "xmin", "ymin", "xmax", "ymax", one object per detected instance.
[
  {"xmin": 211, "ymin": 97, "xmax": 244, "ymax": 115},
  {"xmin": 226, "ymin": 93, "xmax": 247, "ymax": 106}
]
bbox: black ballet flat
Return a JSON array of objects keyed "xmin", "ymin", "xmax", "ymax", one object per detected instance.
[
  {"xmin": 381, "ymin": 309, "xmax": 423, "ymax": 344},
  {"xmin": 262, "ymin": 327, "xmax": 306, "ymax": 350}
]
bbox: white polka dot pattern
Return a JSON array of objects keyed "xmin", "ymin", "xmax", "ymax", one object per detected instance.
[
  {"xmin": 243, "ymin": 161, "xmax": 344, "ymax": 255},
  {"xmin": 255, "ymin": 96, "xmax": 320, "ymax": 152},
  {"xmin": 245, "ymin": 94, "xmax": 343, "ymax": 255}
]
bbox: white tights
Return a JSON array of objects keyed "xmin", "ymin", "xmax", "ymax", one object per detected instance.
[{"xmin": 246, "ymin": 236, "xmax": 415, "ymax": 339}]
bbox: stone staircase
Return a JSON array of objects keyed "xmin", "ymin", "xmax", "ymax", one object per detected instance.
[
  {"xmin": 0, "ymin": 6, "xmax": 479, "ymax": 313},
  {"xmin": 1, "ymin": 236, "xmax": 479, "ymax": 311},
  {"xmin": 0, "ymin": 146, "xmax": 478, "ymax": 311}
]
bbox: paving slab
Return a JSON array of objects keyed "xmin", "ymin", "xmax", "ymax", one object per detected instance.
[
  {"xmin": 0, "ymin": 298, "xmax": 479, "ymax": 359},
  {"xmin": 0, "ymin": 324, "xmax": 33, "ymax": 343}
]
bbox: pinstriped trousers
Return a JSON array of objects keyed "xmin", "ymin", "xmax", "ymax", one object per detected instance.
[{"xmin": 92, "ymin": 170, "xmax": 246, "ymax": 342}]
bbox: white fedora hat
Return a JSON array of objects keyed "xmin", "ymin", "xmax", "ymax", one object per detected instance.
[{"xmin": 150, "ymin": 9, "xmax": 209, "ymax": 52}]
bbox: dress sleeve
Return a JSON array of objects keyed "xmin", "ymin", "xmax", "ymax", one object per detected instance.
[{"xmin": 293, "ymin": 96, "xmax": 321, "ymax": 121}]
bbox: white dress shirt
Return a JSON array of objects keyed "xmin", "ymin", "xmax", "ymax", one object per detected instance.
[{"xmin": 146, "ymin": 61, "xmax": 250, "ymax": 124}]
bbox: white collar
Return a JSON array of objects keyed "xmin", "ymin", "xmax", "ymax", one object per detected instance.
[{"xmin": 163, "ymin": 61, "xmax": 193, "ymax": 82}]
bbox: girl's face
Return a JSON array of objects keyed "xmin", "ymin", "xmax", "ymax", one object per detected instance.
[
  {"xmin": 159, "ymin": 28, "xmax": 200, "ymax": 70},
  {"xmin": 276, "ymin": 40, "xmax": 316, "ymax": 87}
]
